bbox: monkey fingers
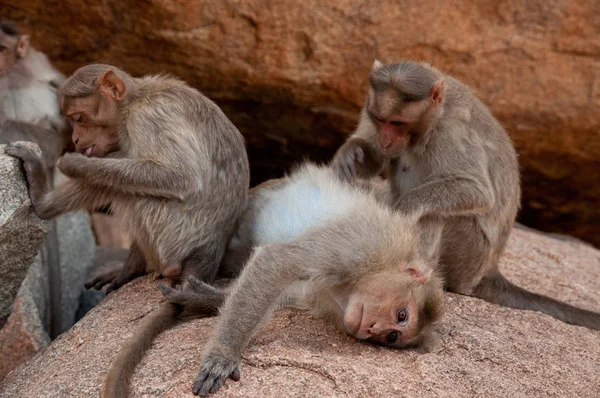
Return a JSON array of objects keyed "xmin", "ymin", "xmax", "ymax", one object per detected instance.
[
  {"xmin": 193, "ymin": 355, "xmax": 241, "ymax": 396},
  {"xmin": 4, "ymin": 142, "xmax": 44, "ymax": 175}
]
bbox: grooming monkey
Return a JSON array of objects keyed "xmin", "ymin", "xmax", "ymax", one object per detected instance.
[
  {"xmin": 331, "ymin": 60, "xmax": 600, "ymax": 329},
  {"xmin": 105, "ymin": 163, "xmax": 445, "ymax": 397},
  {"xmin": 5, "ymin": 64, "xmax": 250, "ymax": 294}
]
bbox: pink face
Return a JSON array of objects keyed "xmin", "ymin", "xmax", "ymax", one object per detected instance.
[
  {"xmin": 338, "ymin": 269, "xmax": 430, "ymax": 348},
  {"xmin": 368, "ymin": 80, "xmax": 445, "ymax": 157},
  {"xmin": 62, "ymin": 93, "xmax": 121, "ymax": 157}
]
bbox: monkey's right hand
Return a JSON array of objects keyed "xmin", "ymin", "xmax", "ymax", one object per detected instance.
[
  {"xmin": 331, "ymin": 139, "xmax": 366, "ymax": 182},
  {"xmin": 193, "ymin": 350, "xmax": 241, "ymax": 396}
]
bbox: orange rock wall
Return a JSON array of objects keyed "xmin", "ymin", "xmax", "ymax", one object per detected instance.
[{"xmin": 4, "ymin": 0, "xmax": 599, "ymax": 245}]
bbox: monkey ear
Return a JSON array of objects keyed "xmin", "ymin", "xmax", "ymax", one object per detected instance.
[
  {"xmin": 430, "ymin": 79, "xmax": 445, "ymax": 107},
  {"xmin": 405, "ymin": 266, "xmax": 432, "ymax": 284},
  {"xmin": 372, "ymin": 59, "xmax": 384, "ymax": 72},
  {"xmin": 97, "ymin": 70, "xmax": 127, "ymax": 102},
  {"xmin": 16, "ymin": 35, "xmax": 30, "ymax": 58}
]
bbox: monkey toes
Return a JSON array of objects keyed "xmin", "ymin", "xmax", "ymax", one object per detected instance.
[{"xmin": 193, "ymin": 356, "xmax": 241, "ymax": 396}]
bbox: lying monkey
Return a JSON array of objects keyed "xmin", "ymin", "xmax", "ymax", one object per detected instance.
[{"xmin": 104, "ymin": 163, "xmax": 445, "ymax": 397}]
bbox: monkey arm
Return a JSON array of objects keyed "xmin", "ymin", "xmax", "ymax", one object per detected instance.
[
  {"xmin": 193, "ymin": 242, "xmax": 312, "ymax": 396},
  {"xmin": 35, "ymin": 179, "xmax": 113, "ymax": 219},
  {"xmin": 58, "ymin": 153, "xmax": 196, "ymax": 199},
  {"xmin": 395, "ymin": 176, "xmax": 494, "ymax": 217}
]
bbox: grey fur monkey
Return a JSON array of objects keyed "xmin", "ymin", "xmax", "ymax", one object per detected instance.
[
  {"xmin": 331, "ymin": 60, "xmax": 600, "ymax": 329},
  {"xmin": 5, "ymin": 63, "xmax": 250, "ymax": 289},
  {"xmin": 154, "ymin": 163, "xmax": 445, "ymax": 396}
]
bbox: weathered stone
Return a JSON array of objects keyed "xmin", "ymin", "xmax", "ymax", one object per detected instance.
[
  {"xmin": 0, "ymin": 143, "xmax": 49, "ymax": 328},
  {"xmin": 1, "ymin": 227, "xmax": 598, "ymax": 397},
  {"xmin": 0, "ymin": 253, "xmax": 51, "ymax": 382},
  {"xmin": 3, "ymin": 0, "xmax": 599, "ymax": 246}
]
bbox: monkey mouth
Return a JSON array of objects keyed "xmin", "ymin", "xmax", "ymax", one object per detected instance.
[{"xmin": 82, "ymin": 145, "xmax": 94, "ymax": 157}]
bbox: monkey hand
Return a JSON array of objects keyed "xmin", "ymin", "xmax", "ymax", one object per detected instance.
[
  {"xmin": 4, "ymin": 142, "xmax": 44, "ymax": 176},
  {"xmin": 331, "ymin": 139, "xmax": 366, "ymax": 181},
  {"xmin": 57, "ymin": 152, "xmax": 87, "ymax": 178},
  {"xmin": 193, "ymin": 350, "xmax": 241, "ymax": 396}
]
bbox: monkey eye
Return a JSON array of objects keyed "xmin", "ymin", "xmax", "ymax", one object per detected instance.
[
  {"xmin": 71, "ymin": 114, "xmax": 84, "ymax": 123},
  {"xmin": 0, "ymin": 45, "xmax": 6, "ymax": 52},
  {"xmin": 386, "ymin": 331, "xmax": 398, "ymax": 344},
  {"xmin": 390, "ymin": 120, "xmax": 405, "ymax": 126},
  {"xmin": 397, "ymin": 308, "xmax": 409, "ymax": 324}
]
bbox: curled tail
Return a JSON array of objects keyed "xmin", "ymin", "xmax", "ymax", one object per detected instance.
[
  {"xmin": 472, "ymin": 272, "xmax": 600, "ymax": 330},
  {"xmin": 103, "ymin": 302, "xmax": 182, "ymax": 398}
]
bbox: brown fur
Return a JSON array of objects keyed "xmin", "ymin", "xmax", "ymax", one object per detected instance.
[
  {"xmin": 5, "ymin": 64, "xmax": 250, "ymax": 398},
  {"xmin": 331, "ymin": 60, "xmax": 600, "ymax": 329}
]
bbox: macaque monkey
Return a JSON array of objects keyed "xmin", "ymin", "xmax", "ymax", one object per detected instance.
[
  {"xmin": 0, "ymin": 21, "xmax": 67, "ymax": 132},
  {"xmin": 331, "ymin": 60, "xmax": 600, "ymax": 329},
  {"xmin": 104, "ymin": 164, "xmax": 445, "ymax": 397},
  {"xmin": 5, "ymin": 64, "xmax": 250, "ymax": 295}
]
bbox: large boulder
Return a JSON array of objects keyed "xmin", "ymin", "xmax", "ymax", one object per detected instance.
[
  {"xmin": 3, "ymin": 0, "xmax": 600, "ymax": 246},
  {"xmin": 1, "ymin": 227, "xmax": 598, "ymax": 397},
  {"xmin": 0, "ymin": 143, "xmax": 49, "ymax": 328}
]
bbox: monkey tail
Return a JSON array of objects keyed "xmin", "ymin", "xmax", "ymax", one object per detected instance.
[
  {"xmin": 103, "ymin": 302, "xmax": 182, "ymax": 398},
  {"xmin": 472, "ymin": 272, "xmax": 600, "ymax": 330}
]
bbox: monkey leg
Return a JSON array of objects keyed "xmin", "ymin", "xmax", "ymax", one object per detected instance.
[
  {"xmin": 437, "ymin": 217, "xmax": 490, "ymax": 293},
  {"xmin": 180, "ymin": 242, "xmax": 226, "ymax": 283},
  {"xmin": 85, "ymin": 242, "xmax": 147, "ymax": 293}
]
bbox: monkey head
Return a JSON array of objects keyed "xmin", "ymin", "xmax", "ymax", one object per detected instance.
[
  {"xmin": 0, "ymin": 21, "xmax": 29, "ymax": 77},
  {"xmin": 59, "ymin": 65, "xmax": 129, "ymax": 157},
  {"xmin": 366, "ymin": 60, "xmax": 445, "ymax": 157},
  {"xmin": 336, "ymin": 264, "xmax": 444, "ymax": 348}
]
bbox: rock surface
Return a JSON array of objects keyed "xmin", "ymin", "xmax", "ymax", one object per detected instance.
[
  {"xmin": 3, "ymin": 0, "xmax": 600, "ymax": 246},
  {"xmin": 1, "ymin": 227, "xmax": 599, "ymax": 397},
  {"xmin": 0, "ymin": 143, "xmax": 49, "ymax": 328}
]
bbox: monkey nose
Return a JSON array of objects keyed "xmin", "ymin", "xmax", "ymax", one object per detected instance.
[{"xmin": 74, "ymin": 138, "xmax": 79, "ymax": 145}]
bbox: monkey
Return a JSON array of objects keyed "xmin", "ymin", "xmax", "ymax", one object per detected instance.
[
  {"xmin": 103, "ymin": 163, "xmax": 446, "ymax": 397},
  {"xmin": 5, "ymin": 64, "xmax": 250, "ymax": 297},
  {"xmin": 0, "ymin": 20, "xmax": 67, "ymax": 133},
  {"xmin": 330, "ymin": 60, "xmax": 600, "ymax": 330},
  {"xmin": 0, "ymin": 21, "xmax": 74, "ymax": 339}
]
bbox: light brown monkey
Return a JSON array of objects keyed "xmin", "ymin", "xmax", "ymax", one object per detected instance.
[
  {"xmin": 0, "ymin": 21, "xmax": 67, "ymax": 133},
  {"xmin": 137, "ymin": 163, "xmax": 444, "ymax": 396},
  {"xmin": 331, "ymin": 60, "xmax": 600, "ymax": 329},
  {"xmin": 5, "ymin": 64, "xmax": 250, "ymax": 294}
]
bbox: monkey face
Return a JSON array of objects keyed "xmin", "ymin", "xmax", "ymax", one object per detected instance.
[
  {"xmin": 63, "ymin": 93, "xmax": 120, "ymax": 157},
  {"xmin": 366, "ymin": 67, "xmax": 445, "ymax": 157},
  {"xmin": 339, "ymin": 268, "xmax": 436, "ymax": 348}
]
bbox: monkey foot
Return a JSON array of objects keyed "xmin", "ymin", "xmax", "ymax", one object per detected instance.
[
  {"xmin": 192, "ymin": 355, "xmax": 241, "ymax": 396},
  {"xmin": 84, "ymin": 265, "xmax": 141, "ymax": 293}
]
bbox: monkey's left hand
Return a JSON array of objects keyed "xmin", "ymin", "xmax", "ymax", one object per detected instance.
[
  {"xmin": 57, "ymin": 152, "xmax": 88, "ymax": 178},
  {"xmin": 193, "ymin": 351, "xmax": 241, "ymax": 396}
]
